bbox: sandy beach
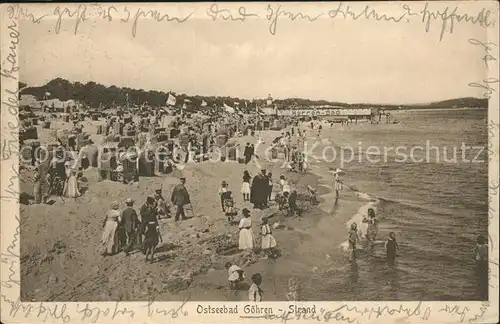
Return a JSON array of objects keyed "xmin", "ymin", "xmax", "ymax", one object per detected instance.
[{"xmin": 20, "ymin": 122, "xmax": 370, "ymax": 302}]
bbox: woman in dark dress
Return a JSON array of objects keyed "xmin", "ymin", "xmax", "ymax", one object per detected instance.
[{"xmin": 143, "ymin": 221, "xmax": 162, "ymax": 263}]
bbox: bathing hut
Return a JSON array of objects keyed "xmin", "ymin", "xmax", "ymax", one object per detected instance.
[
  {"xmin": 98, "ymin": 144, "xmax": 118, "ymax": 181},
  {"xmin": 138, "ymin": 148, "xmax": 155, "ymax": 177},
  {"xmin": 119, "ymin": 148, "xmax": 139, "ymax": 183},
  {"xmin": 61, "ymin": 113, "xmax": 70, "ymax": 122}
]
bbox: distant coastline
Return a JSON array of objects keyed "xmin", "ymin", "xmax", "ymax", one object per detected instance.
[{"xmin": 19, "ymin": 78, "xmax": 488, "ymax": 110}]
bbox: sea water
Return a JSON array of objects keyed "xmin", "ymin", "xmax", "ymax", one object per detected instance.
[{"xmin": 301, "ymin": 109, "xmax": 489, "ymax": 301}]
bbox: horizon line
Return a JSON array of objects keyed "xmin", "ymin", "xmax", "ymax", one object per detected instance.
[{"xmin": 20, "ymin": 78, "xmax": 487, "ymax": 107}]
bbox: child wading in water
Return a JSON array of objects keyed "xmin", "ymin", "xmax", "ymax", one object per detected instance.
[
  {"xmin": 473, "ymin": 234, "xmax": 489, "ymax": 299},
  {"xmin": 144, "ymin": 221, "xmax": 162, "ymax": 263},
  {"xmin": 363, "ymin": 208, "xmax": 378, "ymax": 244},
  {"xmin": 474, "ymin": 234, "xmax": 488, "ymax": 263},
  {"xmin": 226, "ymin": 262, "xmax": 245, "ymax": 290},
  {"xmin": 385, "ymin": 231, "xmax": 398, "ymax": 265},
  {"xmin": 260, "ymin": 217, "xmax": 277, "ymax": 259},
  {"xmin": 348, "ymin": 223, "xmax": 360, "ymax": 262},
  {"xmin": 248, "ymin": 273, "xmax": 264, "ymax": 302},
  {"xmin": 224, "ymin": 191, "xmax": 236, "ymax": 223}
]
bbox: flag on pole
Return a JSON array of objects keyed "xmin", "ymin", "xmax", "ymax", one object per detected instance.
[
  {"xmin": 184, "ymin": 98, "xmax": 191, "ymax": 103},
  {"xmin": 223, "ymin": 103, "xmax": 235, "ymax": 113},
  {"xmin": 166, "ymin": 93, "xmax": 176, "ymax": 106},
  {"xmin": 201, "ymin": 100, "xmax": 207, "ymax": 107},
  {"xmin": 245, "ymin": 101, "xmax": 248, "ymax": 108},
  {"xmin": 234, "ymin": 101, "xmax": 240, "ymax": 106}
]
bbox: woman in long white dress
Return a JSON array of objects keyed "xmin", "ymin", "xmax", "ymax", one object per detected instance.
[
  {"xmin": 63, "ymin": 161, "xmax": 81, "ymax": 198},
  {"xmin": 100, "ymin": 202, "xmax": 121, "ymax": 256},
  {"xmin": 238, "ymin": 208, "xmax": 254, "ymax": 250}
]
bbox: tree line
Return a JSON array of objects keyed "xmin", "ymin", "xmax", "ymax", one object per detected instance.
[{"xmin": 19, "ymin": 78, "xmax": 488, "ymax": 110}]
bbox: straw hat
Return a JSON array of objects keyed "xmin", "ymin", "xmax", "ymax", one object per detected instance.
[
  {"xmin": 110, "ymin": 201, "xmax": 119, "ymax": 210},
  {"xmin": 125, "ymin": 198, "xmax": 134, "ymax": 205}
]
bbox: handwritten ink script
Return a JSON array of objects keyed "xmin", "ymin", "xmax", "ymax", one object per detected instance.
[
  {"xmin": 468, "ymin": 39, "xmax": 499, "ymax": 99},
  {"xmin": 1, "ymin": 17, "xmax": 21, "ymax": 162},
  {"xmin": 0, "ymin": 295, "xmax": 190, "ymax": 323},
  {"xmin": 5, "ymin": 3, "xmax": 496, "ymax": 40}
]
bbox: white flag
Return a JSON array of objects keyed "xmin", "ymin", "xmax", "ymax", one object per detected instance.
[
  {"xmin": 223, "ymin": 103, "xmax": 235, "ymax": 113},
  {"xmin": 166, "ymin": 93, "xmax": 176, "ymax": 106},
  {"xmin": 201, "ymin": 100, "xmax": 207, "ymax": 107},
  {"xmin": 234, "ymin": 101, "xmax": 240, "ymax": 106},
  {"xmin": 245, "ymin": 101, "xmax": 248, "ymax": 108},
  {"xmin": 184, "ymin": 98, "xmax": 191, "ymax": 103}
]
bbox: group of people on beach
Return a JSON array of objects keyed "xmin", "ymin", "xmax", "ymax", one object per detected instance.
[
  {"xmin": 99, "ymin": 177, "xmax": 191, "ymax": 262},
  {"xmin": 217, "ymin": 168, "xmax": 301, "ymax": 258}
]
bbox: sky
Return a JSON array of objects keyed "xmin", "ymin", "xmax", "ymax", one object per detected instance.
[{"xmin": 19, "ymin": 3, "xmax": 492, "ymax": 104}]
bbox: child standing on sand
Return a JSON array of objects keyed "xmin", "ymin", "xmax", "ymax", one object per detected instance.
[
  {"xmin": 385, "ymin": 232, "xmax": 398, "ymax": 265},
  {"xmin": 279, "ymin": 175, "xmax": 291, "ymax": 194},
  {"xmin": 267, "ymin": 172, "xmax": 274, "ymax": 202},
  {"xmin": 226, "ymin": 262, "xmax": 245, "ymax": 290},
  {"xmin": 241, "ymin": 170, "xmax": 251, "ymax": 201},
  {"xmin": 218, "ymin": 181, "xmax": 229, "ymax": 212},
  {"xmin": 334, "ymin": 169, "xmax": 343, "ymax": 198},
  {"xmin": 248, "ymin": 273, "xmax": 264, "ymax": 302},
  {"xmin": 224, "ymin": 191, "xmax": 236, "ymax": 223},
  {"xmin": 307, "ymin": 185, "xmax": 318, "ymax": 205},
  {"xmin": 260, "ymin": 217, "xmax": 277, "ymax": 259}
]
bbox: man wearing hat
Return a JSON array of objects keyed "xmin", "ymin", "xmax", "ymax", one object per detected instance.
[
  {"xmin": 121, "ymin": 198, "xmax": 139, "ymax": 255},
  {"xmin": 171, "ymin": 177, "xmax": 190, "ymax": 222}
]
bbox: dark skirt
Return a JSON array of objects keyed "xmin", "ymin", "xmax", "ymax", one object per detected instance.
[{"xmin": 143, "ymin": 237, "xmax": 159, "ymax": 251}]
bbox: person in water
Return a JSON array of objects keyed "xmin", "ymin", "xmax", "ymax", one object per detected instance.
[
  {"xmin": 473, "ymin": 234, "xmax": 489, "ymax": 299},
  {"xmin": 474, "ymin": 234, "xmax": 488, "ymax": 263},
  {"xmin": 363, "ymin": 208, "xmax": 379, "ymax": 243},
  {"xmin": 385, "ymin": 231, "xmax": 398, "ymax": 265},
  {"xmin": 348, "ymin": 223, "xmax": 360, "ymax": 262}
]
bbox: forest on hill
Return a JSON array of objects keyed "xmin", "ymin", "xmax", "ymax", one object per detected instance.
[{"xmin": 19, "ymin": 78, "xmax": 488, "ymax": 110}]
